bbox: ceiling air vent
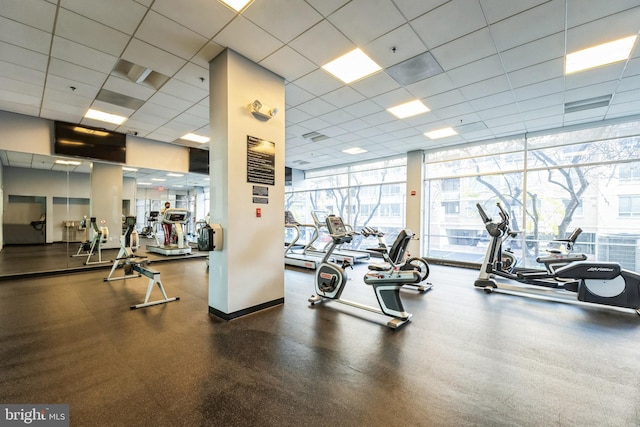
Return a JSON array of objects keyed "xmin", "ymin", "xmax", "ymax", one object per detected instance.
[
  {"xmin": 112, "ymin": 59, "xmax": 169, "ymax": 90},
  {"xmin": 387, "ymin": 51, "xmax": 444, "ymax": 86},
  {"xmin": 302, "ymin": 131, "xmax": 329, "ymax": 142},
  {"xmin": 564, "ymin": 95, "xmax": 612, "ymax": 114}
]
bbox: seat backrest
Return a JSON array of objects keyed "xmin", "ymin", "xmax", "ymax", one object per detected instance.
[{"xmin": 387, "ymin": 229, "xmax": 413, "ymax": 264}]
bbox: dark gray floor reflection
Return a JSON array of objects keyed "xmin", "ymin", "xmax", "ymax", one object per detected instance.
[{"xmin": 0, "ymin": 260, "xmax": 639, "ymax": 426}]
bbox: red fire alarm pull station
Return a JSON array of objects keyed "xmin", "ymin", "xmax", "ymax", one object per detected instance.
[
  {"xmin": 256, "ymin": 208, "xmax": 262, "ymax": 217},
  {"xmin": 410, "ymin": 190, "xmax": 417, "ymax": 196}
]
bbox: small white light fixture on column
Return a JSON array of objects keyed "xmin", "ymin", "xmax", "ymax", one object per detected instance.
[{"xmin": 249, "ymin": 99, "xmax": 278, "ymax": 121}]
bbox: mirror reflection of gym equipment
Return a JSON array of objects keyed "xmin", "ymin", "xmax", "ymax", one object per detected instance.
[
  {"xmin": 146, "ymin": 208, "xmax": 193, "ymax": 256},
  {"xmin": 72, "ymin": 217, "xmax": 110, "ymax": 265}
]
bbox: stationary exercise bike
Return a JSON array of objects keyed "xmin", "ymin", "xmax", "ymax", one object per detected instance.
[
  {"xmin": 308, "ymin": 215, "xmax": 422, "ymax": 329},
  {"xmin": 476, "ymin": 202, "xmax": 640, "ymax": 315},
  {"xmin": 72, "ymin": 217, "xmax": 110, "ymax": 265},
  {"xmin": 360, "ymin": 226, "xmax": 432, "ymax": 292}
]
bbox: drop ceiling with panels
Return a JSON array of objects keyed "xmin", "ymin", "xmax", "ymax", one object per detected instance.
[{"xmin": 0, "ymin": 0, "xmax": 639, "ymax": 173}]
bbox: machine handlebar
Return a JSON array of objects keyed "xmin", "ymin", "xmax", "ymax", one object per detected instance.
[{"xmin": 476, "ymin": 203, "xmax": 491, "ymax": 224}]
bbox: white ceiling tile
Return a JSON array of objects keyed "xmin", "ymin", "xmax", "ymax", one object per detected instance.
[
  {"xmin": 298, "ymin": 117, "xmax": 331, "ymax": 132},
  {"xmin": 0, "ymin": 0, "xmax": 56, "ymax": 31},
  {"xmin": 151, "ymin": 0, "xmax": 234, "ymax": 39},
  {"xmin": 0, "ymin": 60, "xmax": 45, "ymax": 86},
  {"xmin": 305, "ymin": 0, "xmax": 349, "ymax": 17},
  {"xmin": 617, "ymin": 74, "xmax": 640, "ymax": 92},
  {"xmin": 566, "ymin": 8, "xmax": 640, "ymax": 52},
  {"xmin": 45, "ymin": 74, "xmax": 99, "ymax": 99},
  {"xmin": 134, "ymin": 102, "xmax": 178, "ymax": 120},
  {"xmin": 0, "ymin": 75, "xmax": 42, "ymax": 98},
  {"xmin": 489, "ymin": 0, "xmax": 565, "ymax": 52},
  {"xmin": 292, "ymin": 69, "xmax": 343, "ymax": 97},
  {"xmin": 0, "ymin": 41, "xmax": 48, "ymax": 71},
  {"xmin": 352, "ymin": 71, "xmax": 401, "ymax": 98},
  {"xmin": 520, "ymin": 105, "xmax": 564, "ymax": 121},
  {"xmin": 430, "ymin": 28, "xmax": 497, "ymax": 70},
  {"xmin": 318, "ymin": 109, "xmax": 356, "ymax": 126},
  {"xmin": 499, "ymin": 33, "xmax": 565, "ymax": 72},
  {"xmin": 285, "ymin": 108, "xmax": 313, "ymax": 124},
  {"xmin": 259, "ymin": 46, "xmax": 317, "ymax": 82},
  {"xmin": 0, "ymin": 16, "xmax": 51, "ymax": 54},
  {"xmin": 458, "ymin": 75, "xmax": 511, "ymax": 100},
  {"xmin": 512, "ymin": 78, "xmax": 565, "ymax": 102},
  {"xmin": 468, "ymin": 90, "xmax": 514, "ymax": 110},
  {"xmin": 173, "ymin": 62, "xmax": 209, "ymax": 88},
  {"xmin": 148, "ymin": 92, "xmax": 194, "ymax": 113},
  {"xmin": 135, "ymin": 11, "xmax": 209, "ymax": 61},
  {"xmin": 479, "ymin": 0, "xmax": 548, "ymax": 24},
  {"xmin": 50, "ymin": 36, "xmax": 118, "ymax": 73},
  {"xmin": 360, "ymin": 110, "xmax": 396, "ymax": 126},
  {"xmin": 365, "ymin": 24, "xmax": 428, "ymax": 69},
  {"xmin": 121, "ymin": 38, "xmax": 187, "ymax": 77},
  {"xmin": 42, "ymin": 88, "xmax": 92, "ymax": 111},
  {"xmin": 517, "ymin": 93, "xmax": 564, "ymax": 112},
  {"xmin": 411, "ymin": 0, "xmax": 487, "ymax": 49},
  {"xmin": 564, "ymin": 64, "xmax": 625, "ymax": 90},
  {"xmin": 406, "ymin": 72, "xmax": 456, "ymax": 98},
  {"xmin": 38, "ymin": 107, "xmax": 80, "ymax": 123},
  {"xmin": 103, "ymin": 76, "xmax": 155, "ymax": 101},
  {"xmin": 526, "ymin": 116, "xmax": 563, "ymax": 132},
  {"xmin": 508, "ymin": 59, "xmax": 563, "ymax": 89},
  {"xmin": 607, "ymin": 100, "xmax": 640, "ymax": 118},
  {"xmin": 566, "ymin": 0, "xmax": 640, "ymax": 28},
  {"xmin": 55, "ymin": 9, "xmax": 130, "ymax": 57},
  {"xmin": 285, "ymin": 83, "xmax": 315, "ymax": 107},
  {"xmin": 477, "ymin": 104, "xmax": 521, "ymax": 121},
  {"xmin": 392, "ymin": 0, "xmax": 448, "ymax": 21},
  {"xmin": 48, "ymin": 58, "xmax": 108, "ymax": 87},
  {"xmin": 61, "ymin": 0, "xmax": 148, "ymax": 35},
  {"xmin": 343, "ymin": 99, "xmax": 385, "ymax": 117},
  {"xmin": 160, "ymin": 79, "xmax": 208, "ymax": 103},
  {"xmin": 322, "ymin": 86, "xmax": 366, "ymax": 108},
  {"xmin": 213, "ymin": 15, "xmax": 283, "ymax": 64},
  {"xmin": 296, "ymin": 97, "xmax": 336, "ymax": 116},
  {"xmin": 436, "ymin": 102, "xmax": 477, "ymax": 120},
  {"xmin": 328, "ymin": 0, "xmax": 406, "ymax": 46},
  {"xmin": 289, "ymin": 20, "xmax": 354, "ymax": 66},
  {"xmin": 564, "ymin": 81, "xmax": 620, "ymax": 103},
  {"xmin": 370, "ymin": 87, "xmax": 414, "ymax": 109},
  {"xmin": 245, "ymin": 0, "xmax": 322, "ymax": 43},
  {"xmin": 191, "ymin": 42, "xmax": 226, "ymax": 69},
  {"xmin": 447, "ymin": 55, "xmax": 505, "ymax": 87},
  {"xmin": 89, "ymin": 99, "xmax": 135, "ymax": 117}
]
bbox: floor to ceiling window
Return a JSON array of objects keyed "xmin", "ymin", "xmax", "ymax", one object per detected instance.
[
  {"xmin": 285, "ymin": 157, "xmax": 406, "ymax": 250},
  {"xmin": 423, "ymin": 120, "xmax": 640, "ymax": 270}
]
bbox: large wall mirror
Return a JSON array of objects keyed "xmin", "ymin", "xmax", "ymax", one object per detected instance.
[{"xmin": 0, "ymin": 150, "xmax": 210, "ymax": 278}]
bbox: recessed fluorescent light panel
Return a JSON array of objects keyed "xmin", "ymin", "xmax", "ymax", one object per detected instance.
[
  {"xmin": 388, "ymin": 100, "xmax": 430, "ymax": 119},
  {"xmin": 343, "ymin": 147, "xmax": 367, "ymax": 155},
  {"xmin": 565, "ymin": 35, "xmax": 637, "ymax": 74},
  {"xmin": 167, "ymin": 173, "xmax": 184, "ymax": 177},
  {"xmin": 425, "ymin": 127, "xmax": 457, "ymax": 139},
  {"xmin": 84, "ymin": 109, "xmax": 127, "ymax": 125},
  {"xmin": 322, "ymin": 48, "xmax": 382, "ymax": 84},
  {"xmin": 122, "ymin": 167, "xmax": 138, "ymax": 172},
  {"xmin": 151, "ymin": 178, "xmax": 166, "ymax": 182},
  {"xmin": 181, "ymin": 133, "xmax": 210, "ymax": 143},
  {"xmin": 218, "ymin": 0, "xmax": 254, "ymax": 12},
  {"xmin": 55, "ymin": 159, "xmax": 81, "ymax": 166}
]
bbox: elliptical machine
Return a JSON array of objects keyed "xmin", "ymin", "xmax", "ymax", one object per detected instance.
[
  {"xmin": 476, "ymin": 202, "xmax": 640, "ymax": 315},
  {"xmin": 360, "ymin": 226, "xmax": 432, "ymax": 292},
  {"xmin": 308, "ymin": 215, "xmax": 422, "ymax": 329}
]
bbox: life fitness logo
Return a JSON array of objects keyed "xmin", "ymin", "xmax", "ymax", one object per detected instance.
[
  {"xmin": 320, "ymin": 272, "xmax": 336, "ymax": 280},
  {"xmin": 587, "ymin": 267, "xmax": 614, "ymax": 272}
]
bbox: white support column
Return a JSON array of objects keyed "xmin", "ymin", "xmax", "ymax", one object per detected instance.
[
  {"xmin": 406, "ymin": 150, "xmax": 424, "ymax": 257},
  {"xmin": 90, "ymin": 163, "xmax": 123, "ymax": 249},
  {"xmin": 208, "ymin": 49, "xmax": 285, "ymax": 320}
]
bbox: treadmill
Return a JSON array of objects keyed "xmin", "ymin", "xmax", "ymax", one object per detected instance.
[
  {"xmin": 284, "ymin": 211, "xmax": 322, "ymax": 269},
  {"xmin": 146, "ymin": 208, "xmax": 192, "ymax": 256}
]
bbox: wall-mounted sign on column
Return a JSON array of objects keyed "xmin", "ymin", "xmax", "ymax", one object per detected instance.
[{"xmin": 247, "ymin": 135, "xmax": 275, "ymax": 186}]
